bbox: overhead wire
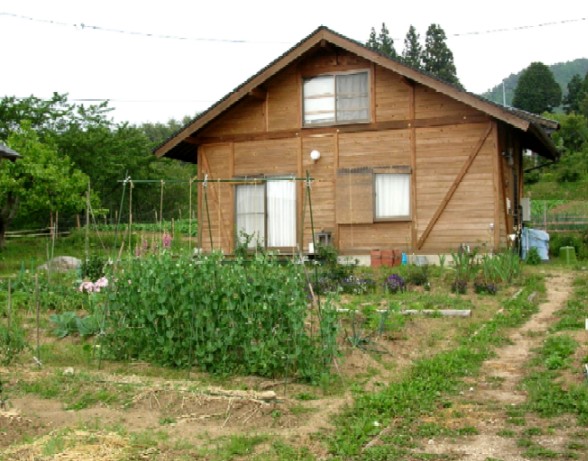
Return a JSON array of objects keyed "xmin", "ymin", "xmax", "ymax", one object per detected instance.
[{"xmin": 1, "ymin": 11, "xmax": 585, "ymax": 45}]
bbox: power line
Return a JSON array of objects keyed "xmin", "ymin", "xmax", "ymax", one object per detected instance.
[
  {"xmin": 0, "ymin": 11, "xmax": 287, "ymax": 44},
  {"xmin": 450, "ymin": 17, "xmax": 587, "ymax": 38},
  {"xmin": 2, "ymin": 11, "xmax": 586, "ymax": 44}
]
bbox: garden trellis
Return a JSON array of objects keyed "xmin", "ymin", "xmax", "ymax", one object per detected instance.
[{"xmin": 113, "ymin": 173, "xmax": 319, "ymax": 257}]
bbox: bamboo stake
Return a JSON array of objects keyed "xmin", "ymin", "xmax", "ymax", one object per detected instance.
[
  {"xmin": 85, "ymin": 181, "xmax": 90, "ymax": 262},
  {"xmin": 128, "ymin": 180, "xmax": 133, "ymax": 255},
  {"xmin": 160, "ymin": 179, "xmax": 164, "ymax": 232},
  {"xmin": 7, "ymin": 279, "xmax": 11, "ymax": 346},
  {"xmin": 35, "ymin": 274, "xmax": 41, "ymax": 366},
  {"xmin": 189, "ymin": 178, "xmax": 193, "ymax": 251}
]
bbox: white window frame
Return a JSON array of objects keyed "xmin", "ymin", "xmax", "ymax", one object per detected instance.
[
  {"xmin": 374, "ymin": 173, "xmax": 411, "ymax": 221},
  {"xmin": 235, "ymin": 177, "xmax": 297, "ymax": 249},
  {"xmin": 303, "ymin": 70, "xmax": 370, "ymax": 126}
]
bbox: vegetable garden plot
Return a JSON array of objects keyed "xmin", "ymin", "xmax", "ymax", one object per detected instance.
[{"xmin": 103, "ymin": 252, "xmax": 338, "ymax": 381}]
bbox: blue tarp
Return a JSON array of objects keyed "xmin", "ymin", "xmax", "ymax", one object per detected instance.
[{"xmin": 521, "ymin": 227, "xmax": 550, "ymax": 261}]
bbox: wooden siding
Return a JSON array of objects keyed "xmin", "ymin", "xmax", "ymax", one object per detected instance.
[
  {"xmin": 374, "ymin": 67, "xmax": 410, "ymax": 122},
  {"xmin": 201, "ymin": 98, "xmax": 266, "ymax": 138},
  {"xmin": 301, "ymin": 135, "xmax": 337, "ymax": 250},
  {"xmin": 267, "ymin": 70, "xmax": 300, "ymax": 131},
  {"xmin": 233, "ymin": 138, "xmax": 299, "ymax": 177},
  {"xmin": 415, "ymin": 86, "xmax": 480, "ymax": 120},
  {"xmin": 415, "ymin": 123, "xmax": 496, "ymax": 252},
  {"xmin": 198, "ymin": 144, "xmax": 233, "ymax": 252},
  {"xmin": 338, "ymin": 130, "xmax": 411, "ymax": 168},
  {"xmin": 339, "ymin": 222, "xmax": 412, "ymax": 253}
]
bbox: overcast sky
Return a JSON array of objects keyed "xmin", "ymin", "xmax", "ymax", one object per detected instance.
[{"xmin": 2, "ymin": 1, "xmax": 587, "ymax": 125}]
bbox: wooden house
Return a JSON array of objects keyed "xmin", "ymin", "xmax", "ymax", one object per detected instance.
[{"xmin": 155, "ymin": 26, "xmax": 559, "ymax": 262}]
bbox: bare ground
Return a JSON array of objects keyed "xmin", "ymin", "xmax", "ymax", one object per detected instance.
[{"xmin": 418, "ymin": 271, "xmax": 586, "ymax": 461}]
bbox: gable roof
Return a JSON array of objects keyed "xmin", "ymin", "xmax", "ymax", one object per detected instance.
[
  {"xmin": 154, "ymin": 26, "xmax": 560, "ymax": 162},
  {"xmin": 0, "ymin": 143, "xmax": 21, "ymax": 161}
]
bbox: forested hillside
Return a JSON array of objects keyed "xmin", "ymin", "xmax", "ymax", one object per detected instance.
[{"xmin": 481, "ymin": 58, "xmax": 588, "ymax": 106}]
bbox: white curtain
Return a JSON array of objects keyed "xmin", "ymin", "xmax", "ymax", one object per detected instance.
[
  {"xmin": 303, "ymin": 76, "xmax": 335, "ymax": 125},
  {"xmin": 235, "ymin": 184, "xmax": 265, "ymax": 247},
  {"xmin": 336, "ymin": 72, "xmax": 369, "ymax": 122},
  {"xmin": 267, "ymin": 179, "xmax": 296, "ymax": 247},
  {"xmin": 375, "ymin": 174, "xmax": 410, "ymax": 218}
]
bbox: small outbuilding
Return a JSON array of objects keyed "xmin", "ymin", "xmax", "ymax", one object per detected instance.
[{"xmin": 0, "ymin": 143, "xmax": 21, "ymax": 161}]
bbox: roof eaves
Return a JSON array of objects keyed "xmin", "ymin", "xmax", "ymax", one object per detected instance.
[
  {"xmin": 154, "ymin": 26, "xmax": 332, "ymax": 158},
  {"xmin": 154, "ymin": 25, "xmax": 560, "ymax": 162}
]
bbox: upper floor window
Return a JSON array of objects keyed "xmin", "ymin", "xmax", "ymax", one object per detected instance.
[{"xmin": 303, "ymin": 71, "xmax": 370, "ymax": 126}]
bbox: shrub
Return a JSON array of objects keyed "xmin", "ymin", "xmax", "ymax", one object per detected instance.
[
  {"xmin": 405, "ymin": 265, "xmax": 429, "ymax": 286},
  {"xmin": 550, "ymin": 232, "xmax": 588, "ymax": 260},
  {"xmin": 340, "ymin": 275, "xmax": 376, "ymax": 295},
  {"xmin": 0, "ymin": 322, "xmax": 28, "ymax": 365},
  {"xmin": 451, "ymin": 279, "xmax": 468, "ymax": 294},
  {"xmin": 525, "ymin": 247, "xmax": 542, "ymax": 265},
  {"xmin": 81, "ymin": 254, "xmax": 107, "ymax": 280}
]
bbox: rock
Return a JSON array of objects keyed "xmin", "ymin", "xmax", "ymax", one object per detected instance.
[
  {"xmin": 38, "ymin": 256, "xmax": 82, "ymax": 273},
  {"xmin": 63, "ymin": 367, "xmax": 75, "ymax": 376}
]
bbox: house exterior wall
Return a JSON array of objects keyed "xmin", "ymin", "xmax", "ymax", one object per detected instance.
[{"xmin": 196, "ymin": 48, "xmax": 510, "ymax": 256}]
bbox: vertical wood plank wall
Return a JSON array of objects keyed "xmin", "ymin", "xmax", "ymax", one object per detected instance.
[{"xmin": 195, "ymin": 49, "xmax": 512, "ymax": 255}]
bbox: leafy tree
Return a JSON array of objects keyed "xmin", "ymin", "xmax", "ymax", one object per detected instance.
[
  {"xmin": 551, "ymin": 113, "xmax": 588, "ymax": 153},
  {"xmin": 366, "ymin": 23, "xmax": 397, "ymax": 58},
  {"xmin": 402, "ymin": 25, "xmax": 422, "ymax": 69},
  {"xmin": 0, "ymin": 123, "xmax": 88, "ymax": 246},
  {"xmin": 0, "ymin": 94, "xmax": 197, "ymax": 226},
  {"xmin": 512, "ymin": 62, "xmax": 562, "ymax": 114},
  {"xmin": 0, "ymin": 93, "xmax": 113, "ymax": 140},
  {"xmin": 422, "ymin": 24, "xmax": 462, "ymax": 88},
  {"xmin": 563, "ymin": 73, "xmax": 585, "ymax": 114},
  {"xmin": 140, "ymin": 116, "xmax": 194, "ymax": 147}
]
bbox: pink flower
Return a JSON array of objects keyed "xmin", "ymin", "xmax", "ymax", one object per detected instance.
[
  {"xmin": 79, "ymin": 281, "xmax": 95, "ymax": 293},
  {"xmin": 162, "ymin": 232, "xmax": 172, "ymax": 248},
  {"xmin": 95, "ymin": 277, "xmax": 109, "ymax": 288},
  {"xmin": 78, "ymin": 277, "xmax": 108, "ymax": 293}
]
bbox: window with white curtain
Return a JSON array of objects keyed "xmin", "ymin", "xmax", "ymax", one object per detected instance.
[
  {"xmin": 303, "ymin": 71, "xmax": 369, "ymax": 126},
  {"xmin": 374, "ymin": 173, "xmax": 411, "ymax": 220},
  {"xmin": 235, "ymin": 178, "xmax": 297, "ymax": 248},
  {"xmin": 235, "ymin": 184, "xmax": 265, "ymax": 247}
]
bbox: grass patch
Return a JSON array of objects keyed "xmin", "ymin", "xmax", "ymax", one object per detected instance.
[
  {"xmin": 327, "ymin": 273, "xmax": 543, "ymax": 458},
  {"xmin": 15, "ymin": 369, "xmax": 132, "ymax": 410}
]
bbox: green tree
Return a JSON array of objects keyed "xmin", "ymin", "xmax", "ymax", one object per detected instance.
[
  {"xmin": 366, "ymin": 27, "xmax": 378, "ymax": 50},
  {"xmin": 551, "ymin": 113, "xmax": 588, "ymax": 153},
  {"xmin": 563, "ymin": 73, "xmax": 585, "ymax": 114},
  {"xmin": 0, "ymin": 123, "xmax": 88, "ymax": 246},
  {"xmin": 401, "ymin": 25, "xmax": 423, "ymax": 69},
  {"xmin": 0, "ymin": 94, "xmax": 197, "ymax": 225},
  {"xmin": 512, "ymin": 62, "xmax": 562, "ymax": 114},
  {"xmin": 366, "ymin": 23, "xmax": 397, "ymax": 58},
  {"xmin": 422, "ymin": 24, "xmax": 462, "ymax": 88},
  {"xmin": 377, "ymin": 23, "xmax": 396, "ymax": 58}
]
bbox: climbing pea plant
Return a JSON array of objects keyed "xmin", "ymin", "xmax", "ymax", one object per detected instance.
[{"xmin": 104, "ymin": 252, "xmax": 338, "ymax": 381}]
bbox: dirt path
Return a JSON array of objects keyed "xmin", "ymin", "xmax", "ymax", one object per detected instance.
[{"xmin": 424, "ymin": 270, "xmax": 576, "ymax": 461}]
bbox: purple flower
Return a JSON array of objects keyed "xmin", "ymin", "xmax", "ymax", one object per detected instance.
[{"xmin": 385, "ymin": 274, "xmax": 406, "ymax": 293}]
